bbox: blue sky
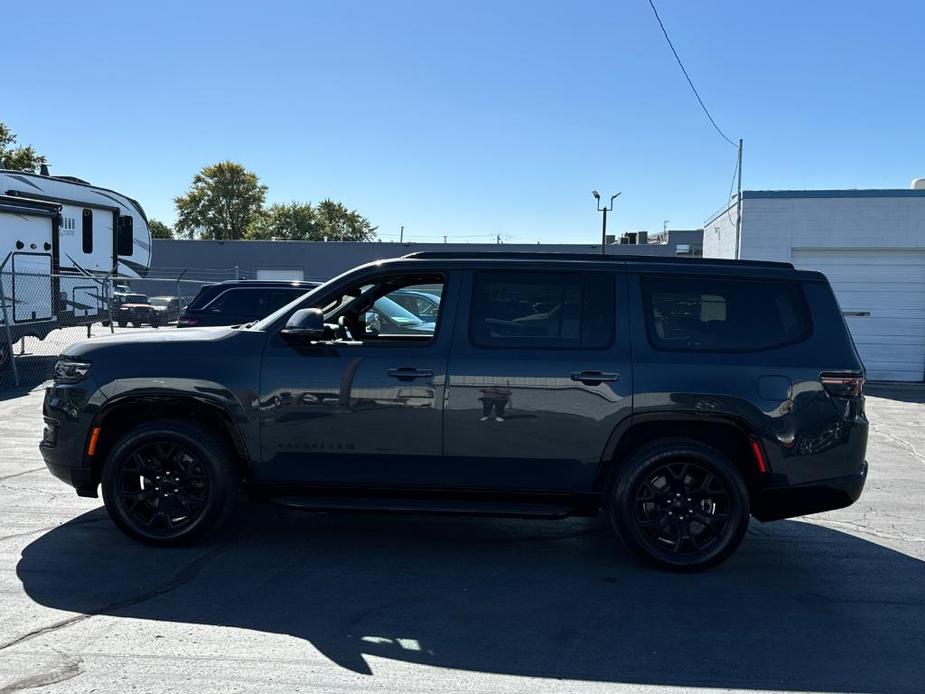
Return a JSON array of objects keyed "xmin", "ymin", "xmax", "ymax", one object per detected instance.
[{"xmin": 5, "ymin": 1, "xmax": 924, "ymax": 243}]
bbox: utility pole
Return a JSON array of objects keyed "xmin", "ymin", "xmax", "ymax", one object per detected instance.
[
  {"xmin": 734, "ymin": 138, "xmax": 743, "ymax": 258},
  {"xmin": 400, "ymin": 226, "xmax": 404, "ymax": 243},
  {"xmin": 592, "ymin": 191, "xmax": 621, "ymax": 255}
]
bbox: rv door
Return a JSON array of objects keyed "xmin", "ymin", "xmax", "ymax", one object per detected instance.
[{"xmin": 0, "ymin": 207, "xmax": 55, "ymax": 324}]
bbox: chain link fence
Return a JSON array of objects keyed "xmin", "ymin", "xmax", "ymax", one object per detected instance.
[{"xmin": 0, "ymin": 270, "xmax": 216, "ymax": 391}]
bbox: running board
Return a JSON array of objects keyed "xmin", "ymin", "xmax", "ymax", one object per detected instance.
[{"xmin": 265, "ymin": 496, "xmax": 575, "ymax": 519}]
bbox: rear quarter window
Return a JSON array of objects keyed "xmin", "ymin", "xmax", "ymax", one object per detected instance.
[{"xmin": 641, "ymin": 275, "xmax": 811, "ymax": 352}]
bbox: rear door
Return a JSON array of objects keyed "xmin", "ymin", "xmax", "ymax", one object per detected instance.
[{"xmin": 442, "ymin": 267, "xmax": 632, "ymax": 492}]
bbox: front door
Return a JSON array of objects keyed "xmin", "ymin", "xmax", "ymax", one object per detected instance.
[
  {"xmin": 257, "ymin": 270, "xmax": 457, "ymax": 486},
  {"xmin": 443, "ymin": 268, "xmax": 632, "ymax": 492}
]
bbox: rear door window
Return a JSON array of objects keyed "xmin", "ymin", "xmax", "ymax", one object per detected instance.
[
  {"xmin": 641, "ymin": 275, "xmax": 811, "ymax": 351},
  {"xmin": 205, "ymin": 288, "xmax": 261, "ymax": 316},
  {"xmin": 469, "ymin": 271, "xmax": 614, "ymax": 349},
  {"xmin": 263, "ymin": 288, "xmax": 310, "ymax": 314}
]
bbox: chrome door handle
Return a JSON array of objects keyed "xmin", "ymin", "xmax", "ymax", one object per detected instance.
[
  {"xmin": 387, "ymin": 367, "xmax": 434, "ymax": 381},
  {"xmin": 571, "ymin": 370, "xmax": 620, "ymax": 385}
]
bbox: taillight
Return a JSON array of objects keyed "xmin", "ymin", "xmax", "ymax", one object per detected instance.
[
  {"xmin": 177, "ymin": 316, "xmax": 199, "ymax": 327},
  {"xmin": 820, "ymin": 372, "xmax": 865, "ymax": 398}
]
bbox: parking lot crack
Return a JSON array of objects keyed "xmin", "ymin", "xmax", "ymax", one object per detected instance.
[
  {"xmin": 0, "ymin": 655, "xmax": 82, "ymax": 693},
  {"xmin": 0, "ymin": 467, "xmax": 45, "ymax": 482},
  {"xmin": 0, "ymin": 542, "xmax": 232, "ymax": 652},
  {"xmin": 870, "ymin": 422, "xmax": 925, "ymax": 464}
]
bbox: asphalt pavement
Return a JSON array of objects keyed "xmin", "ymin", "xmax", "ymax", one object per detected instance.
[{"xmin": 0, "ymin": 383, "xmax": 922, "ymax": 693}]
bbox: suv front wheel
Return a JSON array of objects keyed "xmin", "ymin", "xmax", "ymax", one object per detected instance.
[
  {"xmin": 101, "ymin": 420, "xmax": 238, "ymax": 546},
  {"xmin": 609, "ymin": 438, "xmax": 750, "ymax": 571}
]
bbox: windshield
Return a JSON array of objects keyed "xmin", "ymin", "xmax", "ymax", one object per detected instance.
[
  {"xmin": 124, "ymin": 294, "xmax": 148, "ymax": 303},
  {"xmin": 374, "ymin": 296, "xmax": 423, "ymax": 325}
]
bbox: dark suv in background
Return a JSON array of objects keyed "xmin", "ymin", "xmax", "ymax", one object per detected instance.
[
  {"xmin": 41, "ymin": 252, "xmax": 867, "ymax": 570},
  {"xmin": 177, "ymin": 280, "xmax": 321, "ymax": 327}
]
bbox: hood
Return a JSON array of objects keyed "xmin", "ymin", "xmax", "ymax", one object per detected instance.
[{"xmin": 64, "ymin": 326, "xmax": 237, "ymax": 359}]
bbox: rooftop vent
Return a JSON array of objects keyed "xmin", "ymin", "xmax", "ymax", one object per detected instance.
[{"xmin": 912, "ymin": 178, "xmax": 925, "ymax": 190}]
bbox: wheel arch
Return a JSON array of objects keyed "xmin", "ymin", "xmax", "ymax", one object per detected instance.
[
  {"xmin": 596, "ymin": 413, "xmax": 767, "ymax": 499},
  {"xmin": 87, "ymin": 394, "xmax": 252, "ymax": 484}
]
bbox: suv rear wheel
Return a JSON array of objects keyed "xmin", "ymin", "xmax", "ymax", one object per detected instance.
[
  {"xmin": 101, "ymin": 420, "xmax": 238, "ymax": 546},
  {"xmin": 609, "ymin": 438, "xmax": 749, "ymax": 571}
]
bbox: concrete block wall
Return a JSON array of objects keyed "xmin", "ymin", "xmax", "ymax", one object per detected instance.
[{"xmin": 704, "ymin": 191, "xmax": 925, "ymax": 261}]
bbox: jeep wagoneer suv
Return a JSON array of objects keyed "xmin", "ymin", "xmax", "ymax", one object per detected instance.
[{"xmin": 41, "ymin": 252, "xmax": 868, "ymax": 570}]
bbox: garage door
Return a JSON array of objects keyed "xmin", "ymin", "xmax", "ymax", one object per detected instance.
[
  {"xmin": 256, "ymin": 268, "xmax": 304, "ymax": 281},
  {"xmin": 792, "ymin": 249, "xmax": 925, "ymax": 381}
]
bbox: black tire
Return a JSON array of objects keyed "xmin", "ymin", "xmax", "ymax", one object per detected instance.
[
  {"xmin": 117, "ymin": 321, "xmax": 128, "ymax": 328},
  {"xmin": 131, "ymin": 321, "xmax": 141, "ymax": 328},
  {"xmin": 101, "ymin": 419, "xmax": 239, "ymax": 546},
  {"xmin": 609, "ymin": 438, "xmax": 749, "ymax": 571}
]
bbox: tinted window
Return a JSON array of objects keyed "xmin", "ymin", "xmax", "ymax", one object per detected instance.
[
  {"xmin": 118, "ymin": 216, "xmax": 134, "ymax": 256},
  {"xmin": 82, "ymin": 209, "xmax": 93, "ymax": 253},
  {"xmin": 470, "ymin": 271, "xmax": 614, "ymax": 349},
  {"xmin": 186, "ymin": 285, "xmax": 219, "ymax": 310},
  {"xmin": 264, "ymin": 288, "xmax": 310, "ymax": 313},
  {"xmin": 206, "ymin": 288, "xmax": 261, "ymax": 316},
  {"xmin": 641, "ymin": 275, "xmax": 811, "ymax": 352}
]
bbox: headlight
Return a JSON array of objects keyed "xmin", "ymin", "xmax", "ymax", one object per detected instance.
[{"xmin": 54, "ymin": 359, "xmax": 91, "ymax": 383}]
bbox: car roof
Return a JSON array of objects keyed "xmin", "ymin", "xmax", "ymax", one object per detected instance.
[
  {"xmin": 214, "ymin": 280, "xmax": 321, "ymax": 288},
  {"xmin": 402, "ymin": 251, "xmax": 792, "ymax": 269},
  {"xmin": 390, "ymin": 251, "xmax": 828, "ymax": 282}
]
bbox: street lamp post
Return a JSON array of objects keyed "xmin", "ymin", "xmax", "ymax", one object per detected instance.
[{"xmin": 593, "ymin": 191, "xmax": 621, "ymax": 255}]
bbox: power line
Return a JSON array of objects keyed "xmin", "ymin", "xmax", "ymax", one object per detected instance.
[
  {"xmin": 646, "ymin": 0, "xmax": 737, "ymax": 148},
  {"xmin": 726, "ymin": 154, "xmax": 740, "ymax": 227}
]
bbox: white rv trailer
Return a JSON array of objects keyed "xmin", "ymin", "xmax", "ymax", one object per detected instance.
[{"xmin": 0, "ymin": 169, "xmax": 152, "ymax": 359}]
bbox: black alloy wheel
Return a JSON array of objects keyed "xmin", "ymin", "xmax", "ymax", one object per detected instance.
[
  {"xmin": 610, "ymin": 438, "xmax": 749, "ymax": 571},
  {"xmin": 633, "ymin": 461, "xmax": 730, "ymax": 557},
  {"xmin": 102, "ymin": 420, "xmax": 238, "ymax": 545},
  {"xmin": 116, "ymin": 441, "xmax": 209, "ymax": 534}
]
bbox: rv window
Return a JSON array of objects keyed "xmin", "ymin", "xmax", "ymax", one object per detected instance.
[
  {"xmin": 82, "ymin": 209, "xmax": 93, "ymax": 253},
  {"xmin": 118, "ymin": 217, "xmax": 134, "ymax": 256}
]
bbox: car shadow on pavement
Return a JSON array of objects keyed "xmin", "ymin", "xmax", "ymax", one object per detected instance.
[
  {"xmin": 16, "ymin": 506, "xmax": 925, "ymax": 692},
  {"xmin": 866, "ymin": 382, "xmax": 925, "ymax": 404}
]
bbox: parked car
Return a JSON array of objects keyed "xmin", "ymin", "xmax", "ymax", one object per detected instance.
[
  {"xmin": 41, "ymin": 252, "xmax": 868, "ymax": 570},
  {"xmin": 389, "ymin": 288, "xmax": 441, "ymax": 321},
  {"xmin": 176, "ymin": 280, "xmax": 320, "ymax": 327},
  {"xmin": 149, "ymin": 296, "xmax": 184, "ymax": 323},
  {"xmin": 113, "ymin": 293, "xmax": 159, "ymax": 328}
]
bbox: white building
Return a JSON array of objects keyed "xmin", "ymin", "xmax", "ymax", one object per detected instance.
[{"xmin": 704, "ymin": 184, "xmax": 925, "ymax": 381}]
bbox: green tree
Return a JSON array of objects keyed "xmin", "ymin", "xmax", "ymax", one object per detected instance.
[
  {"xmin": 246, "ymin": 202, "xmax": 319, "ymax": 240},
  {"xmin": 148, "ymin": 219, "xmax": 174, "ymax": 239},
  {"xmin": 0, "ymin": 123, "xmax": 46, "ymax": 172},
  {"xmin": 246, "ymin": 200, "xmax": 377, "ymax": 241},
  {"xmin": 315, "ymin": 198, "xmax": 378, "ymax": 242},
  {"xmin": 174, "ymin": 162, "xmax": 267, "ymax": 240}
]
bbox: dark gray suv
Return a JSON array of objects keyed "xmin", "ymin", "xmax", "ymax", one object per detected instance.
[{"xmin": 41, "ymin": 252, "xmax": 868, "ymax": 570}]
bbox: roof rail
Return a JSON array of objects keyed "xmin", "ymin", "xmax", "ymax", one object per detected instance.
[{"xmin": 401, "ymin": 251, "xmax": 793, "ymax": 269}]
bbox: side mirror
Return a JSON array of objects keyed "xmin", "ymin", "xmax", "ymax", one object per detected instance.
[{"xmin": 280, "ymin": 308, "xmax": 325, "ymax": 344}]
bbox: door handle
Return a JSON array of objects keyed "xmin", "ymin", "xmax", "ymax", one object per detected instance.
[
  {"xmin": 387, "ymin": 367, "xmax": 434, "ymax": 381},
  {"xmin": 570, "ymin": 370, "xmax": 620, "ymax": 385}
]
